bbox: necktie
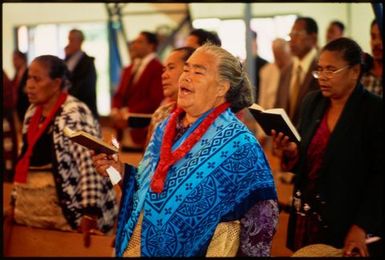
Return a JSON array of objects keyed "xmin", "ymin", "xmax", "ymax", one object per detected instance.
[
  {"xmin": 289, "ymin": 65, "xmax": 302, "ymax": 119},
  {"xmin": 130, "ymin": 59, "xmax": 142, "ymax": 85}
]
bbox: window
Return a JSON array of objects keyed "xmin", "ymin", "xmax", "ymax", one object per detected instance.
[
  {"xmin": 16, "ymin": 22, "xmax": 111, "ymax": 116},
  {"xmin": 250, "ymin": 15, "xmax": 297, "ymax": 62},
  {"xmin": 192, "ymin": 14, "xmax": 296, "ymax": 62}
]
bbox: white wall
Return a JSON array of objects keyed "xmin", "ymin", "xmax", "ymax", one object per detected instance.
[
  {"xmin": 3, "ymin": 2, "xmax": 376, "ymax": 76},
  {"xmin": 349, "ymin": 3, "xmax": 375, "ymax": 53}
]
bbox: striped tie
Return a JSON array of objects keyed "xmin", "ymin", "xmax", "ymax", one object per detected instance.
[{"xmin": 289, "ymin": 65, "xmax": 302, "ymax": 119}]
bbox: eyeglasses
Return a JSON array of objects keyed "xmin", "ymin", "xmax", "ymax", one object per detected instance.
[{"xmin": 312, "ymin": 65, "xmax": 350, "ymax": 79}]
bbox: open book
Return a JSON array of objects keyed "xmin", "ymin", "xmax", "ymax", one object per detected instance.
[
  {"xmin": 248, "ymin": 103, "xmax": 301, "ymax": 143},
  {"xmin": 63, "ymin": 127, "xmax": 119, "ymax": 155}
]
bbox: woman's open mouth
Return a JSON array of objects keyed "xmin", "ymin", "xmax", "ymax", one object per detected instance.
[{"xmin": 179, "ymin": 86, "xmax": 193, "ymax": 95}]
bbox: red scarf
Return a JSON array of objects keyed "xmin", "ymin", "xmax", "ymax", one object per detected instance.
[
  {"xmin": 14, "ymin": 92, "xmax": 68, "ymax": 183},
  {"xmin": 151, "ymin": 102, "xmax": 230, "ymax": 193}
]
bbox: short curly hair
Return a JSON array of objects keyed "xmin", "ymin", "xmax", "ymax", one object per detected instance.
[{"xmin": 197, "ymin": 43, "xmax": 254, "ymax": 112}]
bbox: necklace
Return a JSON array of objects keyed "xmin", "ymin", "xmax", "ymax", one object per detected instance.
[{"xmin": 151, "ymin": 102, "xmax": 230, "ymax": 193}]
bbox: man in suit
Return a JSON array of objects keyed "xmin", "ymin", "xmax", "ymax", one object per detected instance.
[
  {"xmin": 111, "ymin": 31, "xmax": 164, "ymax": 150},
  {"xmin": 275, "ymin": 17, "xmax": 319, "ymax": 126},
  {"xmin": 65, "ymin": 29, "xmax": 98, "ymax": 118}
]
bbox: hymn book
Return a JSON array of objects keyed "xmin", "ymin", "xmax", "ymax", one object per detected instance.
[
  {"xmin": 63, "ymin": 127, "xmax": 119, "ymax": 155},
  {"xmin": 248, "ymin": 103, "xmax": 301, "ymax": 143}
]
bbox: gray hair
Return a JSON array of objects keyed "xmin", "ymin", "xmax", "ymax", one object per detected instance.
[
  {"xmin": 197, "ymin": 43, "xmax": 254, "ymax": 112},
  {"xmin": 272, "ymin": 38, "xmax": 289, "ymax": 52}
]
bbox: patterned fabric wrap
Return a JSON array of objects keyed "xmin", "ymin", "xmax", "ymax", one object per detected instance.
[
  {"xmin": 13, "ymin": 170, "xmax": 73, "ymax": 231},
  {"xmin": 20, "ymin": 96, "xmax": 118, "ymax": 232},
  {"xmin": 115, "ymin": 108, "xmax": 277, "ymax": 256},
  {"xmin": 238, "ymin": 199, "xmax": 279, "ymax": 256}
]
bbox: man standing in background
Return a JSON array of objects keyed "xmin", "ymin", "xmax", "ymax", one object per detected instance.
[
  {"xmin": 251, "ymin": 30, "xmax": 268, "ymax": 102},
  {"xmin": 275, "ymin": 17, "xmax": 319, "ymax": 126},
  {"xmin": 259, "ymin": 38, "xmax": 293, "ymax": 109},
  {"xmin": 257, "ymin": 38, "xmax": 293, "ymax": 145},
  {"xmin": 65, "ymin": 29, "xmax": 98, "ymax": 118},
  {"xmin": 111, "ymin": 31, "xmax": 163, "ymax": 151},
  {"xmin": 326, "ymin": 20, "xmax": 345, "ymax": 43}
]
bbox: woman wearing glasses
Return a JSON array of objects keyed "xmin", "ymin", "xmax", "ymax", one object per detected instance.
[{"xmin": 272, "ymin": 37, "xmax": 383, "ymax": 256}]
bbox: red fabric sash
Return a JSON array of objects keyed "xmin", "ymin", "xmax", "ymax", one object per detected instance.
[
  {"xmin": 14, "ymin": 92, "xmax": 68, "ymax": 183},
  {"xmin": 151, "ymin": 102, "xmax": 230, "ymax": 193}
]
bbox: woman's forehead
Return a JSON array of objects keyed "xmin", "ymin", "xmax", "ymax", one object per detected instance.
[
  {"xmin": 29, "ymin": 60, "xmax": 51, "ymax": 76},
  {"xmin": 30, "ymin": 60, "xmax": 45, "ymax": 71},
  {"xmin": 319, "ymin": 50, "xmax": 343, "ymax": 61},
  {"xmin": 186, "ymin": 49, "xmax": 217, "ymax": 69},
  {"xmin": 318, "ymin": 52, "xmax": 348, "ymax": 69}
]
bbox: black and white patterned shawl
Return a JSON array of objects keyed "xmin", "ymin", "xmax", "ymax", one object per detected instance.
[{"xmin": 22, "ymin": 95, "xmax": 118, "ymax": 232}]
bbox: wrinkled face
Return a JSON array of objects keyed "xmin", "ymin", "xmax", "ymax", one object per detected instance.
[
  {"xmin": 130, "ymin": 33, "xmax": 154, "ymax": 59},
  {"xmin": 326, "ymin": 24, "xmax": 343, "ymax": 43},
  {"xmin": 26, "ymin": 61, "xmax": 61, "ymax": 105},
  {"xmin": 289, "ymin": 20, "xmax": 316, "ymax": 59},
  {"xmin": 370, "ymin": 23, "xmax": 383, "ymax": 62},
  {"xmin": 316, "ymin": 50, "xmax": 359, "ymax": 100},
  {"xmin": 177, "ymin": 49, "xmax": 227, "ymax": 117},
  {"xmin": 184, "ymin": 35, "xmax": 200, "ymax": 48},
  {"xmin": 161, "ymin": 50, "xmax": 186, "ymax": 100}
]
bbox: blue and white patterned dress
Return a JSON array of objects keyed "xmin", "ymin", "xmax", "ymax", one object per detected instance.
[{"xmin": 115, "ymin": 108, "xmax": 278, "ymax": 256}]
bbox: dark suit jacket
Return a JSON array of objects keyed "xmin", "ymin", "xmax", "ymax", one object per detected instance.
[
  {"xmin": 68, "ymin": 52, "xmax": 98, "ymax": 117},
  {"xmin": 274, "ymin": 58, "xmax": 319, "ymax": 126},
  {"xmin": 112, "ymin": 58, "xmax": 164, "ymax": 145},
  {"xmin": 286, "ymin": 84, "xmax": 383, "ymax": 250}
]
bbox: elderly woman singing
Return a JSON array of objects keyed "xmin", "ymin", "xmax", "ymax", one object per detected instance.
[{"xmin": 92, "ymin": 43, "xmax": 278, "ymax": 257}]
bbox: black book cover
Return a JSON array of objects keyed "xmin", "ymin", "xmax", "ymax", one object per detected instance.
[
  {"xmin": 127, "ymin": 115, "xmax": 152, "ymax": 128},
  {"xmin": 248, "ymin": 104, "xmax": 301, "ymax": 143}
]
